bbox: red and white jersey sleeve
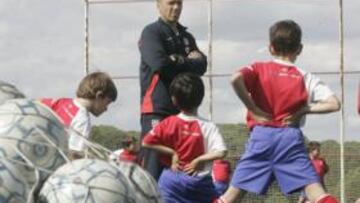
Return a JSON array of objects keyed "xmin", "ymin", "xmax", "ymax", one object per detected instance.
[
  {"xmin": 143, "ymin": 113, "xmax": 227, "ymax": 175},
  {"xmin": 297, "ymin": 69, "xmax": 335, "ymax": 126},
  {"xmin": 196, "ymin": 115, "xmax": 227, "ymax": 175},
  {"xmin": 197, "ymin": 116, "xmax": 227, "ymax": 154},
  {"xmin": 301, "ymin": 70, "xmax": 334, "ymax": 103},
  {"xmin": 40, "ymin": 98, "xmax": 91, "ymax": 152},
  {"xmin": 40, "ymin": 98, "xmax": 79, "ymax": 127}
]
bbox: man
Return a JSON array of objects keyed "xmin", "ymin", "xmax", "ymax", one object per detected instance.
[{"xmin": 138, "ymin": 0, "xmax": 207, "ymax": 180}]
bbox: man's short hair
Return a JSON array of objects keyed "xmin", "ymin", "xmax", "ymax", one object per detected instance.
[
  {"xmin": 76, "ymin": 71, "xmax": 117, "ymax": 101},
  {"xmin": 269, "ymin": 20, "xmax": 302, "ymax": 56},
  {"xmin": 307, "ymin": 141, "xmax": 321, "ymax": 153},
  {"xmin": 169, "ymin": 72, "xmax": 204, "ymax": 111}
]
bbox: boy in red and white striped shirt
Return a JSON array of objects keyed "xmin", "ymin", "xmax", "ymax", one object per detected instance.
[
  {"xmin": 143, "ymin": 73, "xmax": 227, "ymax": 203},
  {"xmin": 41, "ymin": 72, "xmax": 117, "ymax": 160}
]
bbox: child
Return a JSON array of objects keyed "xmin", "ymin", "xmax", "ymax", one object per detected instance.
[
  {"xmin": 298, "ymin": 141, "xmax": 329, "ymax": 203},
  {"xmin": 212, "ymin": 159, "xmax": 231, "ymax": 196},
  {"xmin": 118, "ymin": 136, "xmax": 139, "ymax": 163},
  {"xmin": 142, "ymin": 72, "xmax": 227, "ymax": 203},
  {"xmin": 216, "ymin": 20, "xmax": 341, "ymax": 203},
  {"xmin": 41, "ymin": 71, "xmax": 117, "ymax": 160}
]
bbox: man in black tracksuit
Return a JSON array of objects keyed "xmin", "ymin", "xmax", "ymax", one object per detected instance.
[{"xmin": 138, "ymin": 0, "xmax": 207, "ymax": 180}]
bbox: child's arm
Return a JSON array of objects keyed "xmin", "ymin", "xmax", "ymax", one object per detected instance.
[
  {"xmin": 183, "ymin": 150, "xmax": 227, "ymax": 176},
  {"xmin": 284, "ymin": 72, "xmax": 341, "ymax": 125},
  {"xmin": 231, "ymin": 71, "xmax": 272, "ymax": 122},
  {"xmin": 283, "ymin": 95, "xmax": 340, "ymax": 125},
  {"xmin": 299, "ymin": 95, "xmax": 340, "ymax": 114},
  {"xmin": 142, "ymin": 143, "xmax": 181, "ymax": 171}
]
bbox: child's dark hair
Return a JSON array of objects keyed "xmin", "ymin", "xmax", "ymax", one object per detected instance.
[
  {"xmin": 270, "ymin": 20, "xmax": 302, "ymax": 56},
  {"xmin": 121, "ymin": 136, "xmax": 137, "ymax": 148},
  {"xmin": 307, "ymin": 141, "xmax": 321, "ymax": 153},
  {"xmin": 76, "ymin": 72, "xmax": 117, "ymax": 101},
  {"xmin": 169, "ymin": 72, "xmax": 204, "ymax": 111}
]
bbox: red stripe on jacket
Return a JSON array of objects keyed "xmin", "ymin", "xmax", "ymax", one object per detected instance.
[{"xmin": 141, "ymin": 74, "xmax": 160, "ymax": 113}]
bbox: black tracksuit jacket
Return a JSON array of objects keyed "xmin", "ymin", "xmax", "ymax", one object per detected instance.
[{"xmin": 139, "ymin": 18, "xmax": 207, "ymax": 116}]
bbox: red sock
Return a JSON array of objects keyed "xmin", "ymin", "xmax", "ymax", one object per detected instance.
[
  {"xmin": 212, "ymin": 197, "xmax": 226, "ymax": 203},
  {"xmin": 317, "ymin": 195, "xmax": 339, "ymax": 203},
  {"xmin": 212, "ymin": 199, "xmax": 220, "ymax": 203}
]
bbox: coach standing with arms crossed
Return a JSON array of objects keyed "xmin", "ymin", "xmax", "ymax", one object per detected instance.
[{"xmin": 138, "ymin": 0, "xmax": 207, "ymax": 180}]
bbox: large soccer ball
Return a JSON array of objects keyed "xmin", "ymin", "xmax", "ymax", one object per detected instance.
[
  {"xmin": 38, "ymin": 159, "xmax": 137, "ymax": 203},
  {"xmin": 115, "ymin": 161, "xmax": 162, "ymax": 203},
  {"xmin": 0, "ymin": 99, "xmax": 68, "ymax": 188},
  {"xmin": 0, "ymin": 160, "xmax": 29, "ymax": 203},
  {"xmin": 0, "ymin": 81, "xmax": 25, "ymax": 105}
]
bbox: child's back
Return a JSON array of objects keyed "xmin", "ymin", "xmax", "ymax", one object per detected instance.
[
  {"xmin": 241, "ymin": 60, "xmax": 333, "ymax": 129},
  {"xmin": 143, "ymin": 73, "xmax": 227, "ymax": 203},
  {"xmin": 144, "ymin": 113, "xmax": 225, "ymax": 175}
]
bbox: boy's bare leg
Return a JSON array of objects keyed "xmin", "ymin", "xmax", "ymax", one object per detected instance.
[
  {"xmin": 220, "ymin": 186, "xmax": 246, "ymax": 203},
  {"xmin": 304, "ymin": 183, "xmax": 326, "ymax": 202}
]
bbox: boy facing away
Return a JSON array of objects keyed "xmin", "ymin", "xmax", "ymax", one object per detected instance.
[
  {"xmin": 41, "ymin": 71, "xmax": 117, "ymax": 160},
  {"xmin": 217, "ymin": 20, "xmax": 341, "ymax": 203},
  {"xmin": 142, "ymin": 73, "xmax": 227, "ymax": 203},
  {"xmin": 298, "ymin": 141, "xmax": 329, "ymax": 203}
]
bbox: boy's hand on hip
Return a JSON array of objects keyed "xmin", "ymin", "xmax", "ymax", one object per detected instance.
[
  {"xmin": 282, "ymin": 105, "xmax": 308, "ymax": 125},
  {"xmin": 251, "ymin": 107, "xmax": 272, "ymax": 123},
  {"xmin": 282, "ymin": 114, "xmax": 301, "ymax": 126},
  {"xmin": 183, "ymin": 159, "xmax": 204, "ymax": 176},
  {"xmin": 171, "ymin": 153, "xmax": 181, "ymax": 171}
]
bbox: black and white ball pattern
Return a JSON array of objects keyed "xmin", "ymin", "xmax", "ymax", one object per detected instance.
[
  {"xmin": 0, "ymin": 99, "xmax": 68, "ymax": 187},
  {"xmin": 39, "ymin": 159, "xmax": 137, "ymax": 203},
  {"xmin": 0, "ymin": 81, "xmax": 25, "ymax": 105},
  {"xmin": 115, "ymin": 161, "xmax": 162, "ymax": 203},
  {"xmin": 0, "ymin": 160, "xmax": 29, "ymax": 203}
]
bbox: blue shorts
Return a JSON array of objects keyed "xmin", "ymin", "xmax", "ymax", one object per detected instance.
[
  {"xmin": 159, "ymin": 169, "xmax": 218, "ymax": 203},
  {"xmin": 231, "ymin": 126, "xmax": 320, "ymax": 195},
  {"xmin": 214, "ymin": 181, "xmax": 229, "ymax": 196}
]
